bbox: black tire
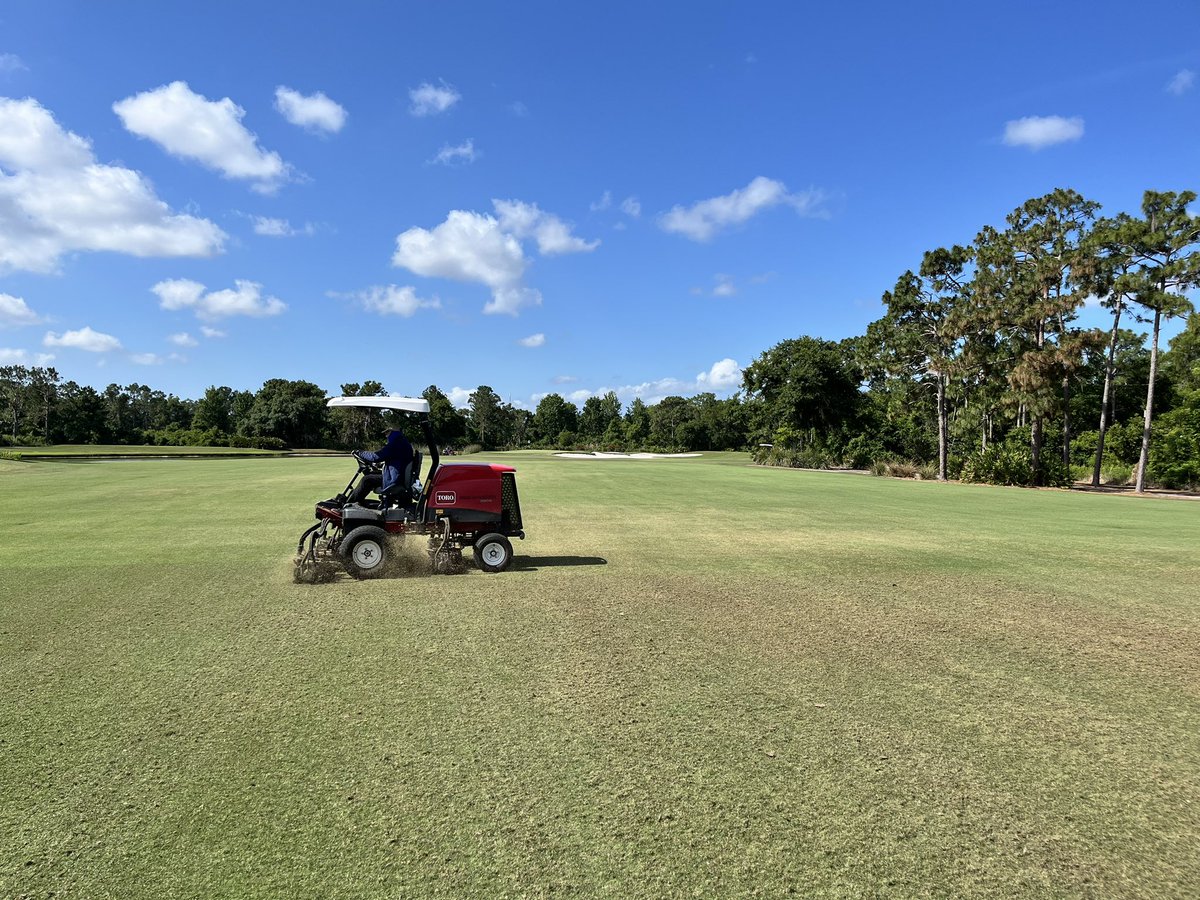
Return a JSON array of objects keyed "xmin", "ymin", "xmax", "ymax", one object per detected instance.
[
  {"xmin": 473, "ymin": 533, "xmax": 513, "ymax": 573},
  {"xmin": 340, "ymin": 526, "xmax": 391, "ymax": 579}
]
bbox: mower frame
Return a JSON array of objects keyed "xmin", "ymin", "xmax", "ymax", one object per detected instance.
[{"xmin": 293, "ymin": 395, "xmax": 525, "ymax": 582}]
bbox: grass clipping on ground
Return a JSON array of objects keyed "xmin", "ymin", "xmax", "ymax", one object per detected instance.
[{"xmin": 1, "ymin": 452, "xmax": 1198, "ymax": 897}]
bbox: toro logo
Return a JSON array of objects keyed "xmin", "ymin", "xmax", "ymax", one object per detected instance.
[{"xmin": 435, "ymin": 491, "xmax": 457, "ymax": 505}]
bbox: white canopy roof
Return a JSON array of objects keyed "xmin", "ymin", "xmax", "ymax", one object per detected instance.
[{"xmin": 326, "ymin": 395, "xmax": 430, "ymax": 414}]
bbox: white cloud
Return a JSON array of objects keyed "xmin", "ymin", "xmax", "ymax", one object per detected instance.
[
  {"xmin": 200, "ymin": 326, "xmax": 226, "ymax": 338},
  {"xmin": 43, "ymin": 326, "xmax": 121, "ymax": 352},
  {"xmin": 0, "ymin": 98, "xmax": 90, "ymax": 170},
  {"xmin": 446, "ymin": 386, "xmax": 471, "ymax": 407},
  {"xmin": 130, "ymin": 352, "xmax": 164, "ymax": 365},
  {"xmin": 568, "ymin": 358, "xmax": 743, "ymax": 406},
  {"xmin": 152, "ymin": 278, "xmax": 205, "ymax": 310},
  {"xmin": 485, "ymin": 285, "xmax": 543, "ymax": 316},
  {"xmin": 659, "ymin": 176, "xmax": 824, "ymax": 241},
  {"xmin": 392, "ymin": 200, "xmax": 597, "ymax": 315},
  {"xmin": 274, "ymin": 86, "xmax": 347, "ymax": 133},
  {"xmin": 552, "ymin": 374, "xmax": 577, "ymax": 384},
  {"xmin": 591, "ymin": 192, "xmax": 641, "ymax": 218},
  {"xmin": 493, "ymin": 199, "xmax": 599, "ymax": 255},
  {"xmin": 349, "ymin": 284, "xmax": 441, "ymax": 317},
  {"xmin": 0, "ymin": 293, "xmax": 41, "ymax": 327},
  {"xmin": 409, "ymin": 81, "xmax": 460, "ymax": 116},
  {"xmin": 199, "ymin": 282, "xmax": 286, "ymax": 318},
  {"xmin": 168, "ymin": 331, "xmax": 197, "ymax": 347},
  {"xmin": 253, "ymin": 216, "xmax": 288, "ymax": 236},
  {"xmin": 152, "ymin": 278, "xmax": 286, "ymax": 320},
  {"xmin": 113, "ymin": 81, "xmax": 290, "ymax": 190},
  {"xmin": 518, "ymin": 333, "xmax": 545, "ymax": 348},
  {"xmin": 394, "ymin": 209, "xmax": 526, "ymax": 289},
  {"xmin": 0, "ymin": 54, "xmax": 26, "ymax": 74},
  {"xmin": 392, "ymin": 209, "xmax": 537, "ymax": 316},
  {"xmin": 251, "ymin": 215, "xmax": 314, "ymax": 237},
  {"xmin": 0, "ymin": 97, "xmax": 226, "ymax": 273},
  {"xmin": 0, "ymin": 348, "xmax": 54, "ymax": 365},
  {"xmin": 1002, "ymin": 115, "xmax": 1084, "ymax": 150},
  {"xmin": 1167, "ymin": 69, "xmax": 1195, "ymax": 96},
  {"xmin": 712, "ymin": 274, "xmax": 737, "ymax": 298},
  {"xmin": 509, "ymin": 101, "xmax": 529, "ymax": 117},
  {"xmin": 696, "ymin": 357, "xmax": 742, "ymax": 390},
  {"xmin": 430, "ymin": 139, "xmax": 477, "ymax": 166}
]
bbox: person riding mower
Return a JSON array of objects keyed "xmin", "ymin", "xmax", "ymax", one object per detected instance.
[
  {"xmin": 356, "ymin": 427, "xmax": 417, "ymax": 509},
  {"xmin": 294, "ymin": 395, "xmax": 525, "ymax": 581}
]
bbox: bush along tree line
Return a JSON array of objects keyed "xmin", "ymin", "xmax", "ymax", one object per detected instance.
[{"xmin": 2, "ymin": 188, "xmax": 1197, "ymax": 490}]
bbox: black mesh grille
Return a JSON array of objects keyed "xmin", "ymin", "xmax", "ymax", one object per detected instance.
[{"xmin": 501, "ymin": 473, "xmax": 522, "ymax": 530}]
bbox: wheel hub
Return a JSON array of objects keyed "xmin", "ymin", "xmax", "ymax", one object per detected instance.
[{"xmin": 352, "ymin": 540, "xmax": 383, "ymax": 569}]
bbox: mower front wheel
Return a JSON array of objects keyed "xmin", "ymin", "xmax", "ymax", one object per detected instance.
[
  {"xmin": 340, "ymin": 526, "xmax": 392, "ymax": 579},
  {"xmin": 473, "ymin": 533, "xmax": 513, "ymax": 573}
]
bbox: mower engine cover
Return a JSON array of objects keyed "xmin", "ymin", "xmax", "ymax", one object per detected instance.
[{"xmin": 427, "ymin": 463, "xmax": 523, "ymax": 535}]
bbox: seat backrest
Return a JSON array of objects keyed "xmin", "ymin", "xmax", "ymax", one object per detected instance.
[
  {"xmin": 379, "ymin": 449, "xmax": 421, "ymax": 503},
  {"xmin": 384, "ymin": 449, "xmax": 422, "ymax": 503}
]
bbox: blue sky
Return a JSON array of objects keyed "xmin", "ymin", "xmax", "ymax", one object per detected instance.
[{"xmin": 0, "ymin": 0, "xmax": 1197, "ymax": 408}]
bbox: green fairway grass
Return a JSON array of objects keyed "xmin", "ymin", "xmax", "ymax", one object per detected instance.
[
  {"xmin": 7, "ymin": 444, "xmax": 283, "ymax": 457},
  {"xmin": 2, "ymin": 452, "xmax": 1198, "ymax": 897}
]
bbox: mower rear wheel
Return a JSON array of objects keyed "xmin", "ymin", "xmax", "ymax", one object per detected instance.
[
  {"xmin": 340, "ymin": 526, "xmax": 391, "ymax": 579},
  {"xmin": 473, "ymin": 533, "xmax": 513, "ymax": 573}
]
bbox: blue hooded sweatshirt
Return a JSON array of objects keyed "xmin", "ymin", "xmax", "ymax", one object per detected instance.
[{"xmin": 360, "ymin": 429, "xmax": 414, "ymax": 495}]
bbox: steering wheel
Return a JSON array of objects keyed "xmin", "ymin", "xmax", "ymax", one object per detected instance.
[{"xmin": 352, "ymin": 450, "xmax": 379, "ymax": 472}]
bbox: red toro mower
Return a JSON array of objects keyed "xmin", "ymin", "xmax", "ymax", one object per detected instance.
[{"xmin": 293, "ymin": 395, "xmax": 525, "ymax": 582}]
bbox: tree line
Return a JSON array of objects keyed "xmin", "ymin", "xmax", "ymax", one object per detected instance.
[
  {"xmin": 0, "ymin": 374, "xmax": 748, "ymax": 455},
  {"xmin": 2, "ymin": 188, "xmax": 1198, "ymax": 490},
  {"xmin": 857, "ymin": 188, "xmax": 1200, "ymax": 492}
]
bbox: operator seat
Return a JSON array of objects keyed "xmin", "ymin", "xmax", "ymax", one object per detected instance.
[{"xmin": 379, "ymin": 448, "xmax": 422, "ymax": 508}]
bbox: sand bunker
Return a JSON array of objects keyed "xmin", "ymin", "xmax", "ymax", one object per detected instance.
[{"xmin": 555, "ymin": 451, "xmax": 702, "ymax": 460}]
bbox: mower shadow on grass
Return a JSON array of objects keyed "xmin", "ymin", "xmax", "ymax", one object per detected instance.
[{"xmin": 509, "ymin": 555, "xmax": 608, "ymax": 572}]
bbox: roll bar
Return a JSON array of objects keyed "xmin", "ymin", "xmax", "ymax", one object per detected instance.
[{"xmin": 420, "ymin": 415, "xmax": 440, "ymax": 490}]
